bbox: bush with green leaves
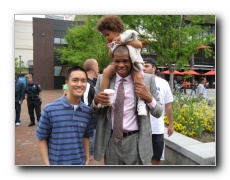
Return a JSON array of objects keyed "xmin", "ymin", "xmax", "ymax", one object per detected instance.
[{"xmin": 164, "ymin": 94, "xmax": 215, "ymax": 138}]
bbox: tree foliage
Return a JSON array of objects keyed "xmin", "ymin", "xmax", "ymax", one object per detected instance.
[
  {"xmin": 121, "ymin": 15, "xmax": 215, "ymax": 90},
  {"xmin": 56, "ymin": 15, "xmax": 215, "ymax": 90},
  {"xmin": 56, "ymin": 15, "xmax": 110, "ymax": 71},
  {"xmin": 15, "ymin": 57, "xmax": 26, "ymax": 74}
]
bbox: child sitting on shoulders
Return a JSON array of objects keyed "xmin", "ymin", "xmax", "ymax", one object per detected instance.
[{"xmin": 96, "ymin": 15, "xmax": 147, "ymax": 116}]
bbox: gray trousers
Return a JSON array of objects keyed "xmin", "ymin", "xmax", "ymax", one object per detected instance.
[{"xmin": 104, "ymin": 132, "xmax": 142, "ymax": 165}]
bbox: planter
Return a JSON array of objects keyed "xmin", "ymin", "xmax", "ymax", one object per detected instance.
[{"xmin": 163, "ymin": 127, "xmax": 216, "ymax": 165}]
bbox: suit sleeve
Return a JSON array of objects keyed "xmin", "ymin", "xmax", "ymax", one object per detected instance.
[
  {"xmin": 91, "ymin": 74, "xmax": 102, "ymax": 112},
  {"xmin": 147, "ymin": 75, "xmax": 163, "ymax": 118}
]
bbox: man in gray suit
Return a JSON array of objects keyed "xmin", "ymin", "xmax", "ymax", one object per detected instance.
[{"xmin": 93, "ymin": 45, "xmax": 163, "ymax": 165}]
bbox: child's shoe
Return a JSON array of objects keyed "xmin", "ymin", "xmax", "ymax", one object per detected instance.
[{"xmin": 137, "ymin": 100, "xmax": 147, "ymax": 116}]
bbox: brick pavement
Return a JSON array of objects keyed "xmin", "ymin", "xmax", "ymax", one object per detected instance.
[{"xmin": 15, "ymin": 90, "xmax": 104, "ymax": 166}]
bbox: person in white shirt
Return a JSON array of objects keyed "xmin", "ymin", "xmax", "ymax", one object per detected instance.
[
  {"xmin": 143, "ymin": 59, "xmax": 174, "ymax": 165},
  {"xmin": 196, "ymin": 77, "xmax": 207, "ymax": 99}
]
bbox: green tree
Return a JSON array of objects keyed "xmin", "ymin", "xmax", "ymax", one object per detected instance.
[
  {"xmin": 56, "ymin": 15, "xmax": 110, "ymax": 71},
  {"xmin": 56, "ymin": 15, "xmax": 215, "ymax": 91},
  {"xmin": 121, "ymin": 15, "xmax": 215, "ymax": 90},
  {"xmin": 15, "ymin": 57, "xmax": 26, "ymax": 74}
]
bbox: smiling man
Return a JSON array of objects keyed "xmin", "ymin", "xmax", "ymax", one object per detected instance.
[
  {"xmin": 36, "ymin": 66, "xmax": 94, "ymax": 165},
  {"xmin": 93, "ymin": 45, "xmax": 163, "ymax": 165}
]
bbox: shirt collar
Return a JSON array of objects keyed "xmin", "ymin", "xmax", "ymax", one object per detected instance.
[
  {"xmin": 115, "ymin": 73, "xmax": 132, "ymax": 83},
  {"xmin": 61, "ymin": 95, "xmax": 84, "ymax": 109}
]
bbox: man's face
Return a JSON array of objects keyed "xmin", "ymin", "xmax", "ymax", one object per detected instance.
[
  {"xmin": 113, "ymin": 50, "xmax": 132, "ymax": 78},
  {"xmin": 143, "ymin": 63, "xmax": 155, "ymax": 74},
  {"xmin": 101, "ymin": 30, "xmax": 120, "ymax": 43},
  {"xmin": 201, "ymin": 78, "xmax": 206, "ymax": 84},
  {"xmin": 66, "ymin": 71, "xmax": 87, "ymax": 98},
  {"xmin": 93, "ymin": 61, "xmax": 100, "ymax": 78},
  {"xmin": 204, "ymin": 78, "xmax": 207, "ymax": 84}
]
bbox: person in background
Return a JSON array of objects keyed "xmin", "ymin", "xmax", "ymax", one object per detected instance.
[
  {"xmin": 83, "ymin": 59, "xmax": 99, "ymax": 160},
  {"xmin": 15, "ymin": 73, "xmax": 25, "ymax": 127},
  {"xmin": 212, "ymin": 81, "xmax": 215, "ymax": 89},
  {"xmin": 155, "ymin": 69, "xmax": 163, "ymax": 78},
  {"xmin": 190, "ymin": 79, "xmax": 197, "ymax": 96},
  {"xmin": 143, "ymin": 59, "xmax": 174, "ymax": 165},
  {"xmin": 205, "ymin": 81, "xmax": 209, "ymax": 89},
  {"xmin": 83, "ymin": 59, "xmax": 99, "ymax": 87},
  {"xmin": 63, "ymin": 83, "xmax": 68, "ymax": 95},
  {"xmin": 182, "ymin": 79, "xmax": 188, "ymax": 95},
  {"xmin": 93, "ymin": 45, "xmax": 163, "ymax": 165},
  {"xmin": 36, "ymin": 66, "xmax": 94, "ymax": 165},
  {"xmin": 25, "ymin": 74, "xmax": 42, "ymax": 127},
  {"xmin": 196, "ymin": 77, "xmax": 207, "ymax": 99}
]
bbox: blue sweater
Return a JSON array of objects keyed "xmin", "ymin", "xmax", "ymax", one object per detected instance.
[
  {"xmin": 15, "ymin": 79, "xmax": 25, "ymax": 102},
  {"xmin": 36, "ymin": 95, "xmax": 94, "ymax": 165}
]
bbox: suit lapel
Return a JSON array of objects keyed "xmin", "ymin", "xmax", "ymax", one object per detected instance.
[{"xmin": 109, "ymin": 75, "xmax": 116, "ymax": 89}]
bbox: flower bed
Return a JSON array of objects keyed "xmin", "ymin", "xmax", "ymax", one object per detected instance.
[{"xmin": 164, "ymin": 94, "xmax": 215, "ymax": 140}]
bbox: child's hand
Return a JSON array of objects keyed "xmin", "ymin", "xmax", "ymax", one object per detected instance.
[
  {"xmin": 113, "ymin": 36, "xmax": 122, "ymax": 45},
  {"xmin": 134, "ymin": 81, "xmax": 152, "ymax": 103}
]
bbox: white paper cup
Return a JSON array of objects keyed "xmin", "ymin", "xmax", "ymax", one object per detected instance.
[{"xmin": 104, "ymin": 89, "xmax": 115, "ymax": 106}]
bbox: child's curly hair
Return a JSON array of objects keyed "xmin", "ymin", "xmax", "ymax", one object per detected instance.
[{"xmin": 96, "ymin": 15, "xmax": 124, "ymax": 33}]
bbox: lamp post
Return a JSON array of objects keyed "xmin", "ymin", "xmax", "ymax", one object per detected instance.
[{"xmin": 19, "ymin": 55, "xmax": 21, "ymax": 75}]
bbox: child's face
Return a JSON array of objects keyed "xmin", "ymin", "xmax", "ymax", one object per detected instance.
[{"xmin": 101, "ymin": 30, "xmax": 120, "ymax": 43}]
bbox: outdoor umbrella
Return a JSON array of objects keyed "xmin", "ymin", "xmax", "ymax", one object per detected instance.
[
  {"xmin": 197, "ymin": 45, "xmax": 210, "ymax": 50},
  {"xmin": 182, "ymin": 70, "xmax": 200, "ymax": 75},
  {"xmin": 203, "ymin": 70, "xmax": 215, "ymax": 76},
  {"xmin": 162, "ymin": 70, "xmax": 183, "ymax": 75}
]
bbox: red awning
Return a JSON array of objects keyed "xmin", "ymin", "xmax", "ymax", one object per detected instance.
[
  {"xmin": 182, "ymin": 70, "xmax": 200, "ymax": 75},
  {"xmin": 197, "ymin": 45, "xmax": 211, "ymax": 50},
  {"xmin": 163, "ymin": 70, "xmax": 183, "ymax": 75},
  {"xmin": 203, "ymin": 70, "xmax": 215, "ymax": 76}
]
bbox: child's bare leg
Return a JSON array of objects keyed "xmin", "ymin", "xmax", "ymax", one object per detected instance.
[
  {"xmin": 131, "ymin": 69, "xmax": 147, "ymax": 116},
  {"xmin": 101, "ymin": 64, "xmax": 116, "ymax": 92},
  {"xmin": 131, "ymin": 69, "xmax": 144, "ymax": 84}
]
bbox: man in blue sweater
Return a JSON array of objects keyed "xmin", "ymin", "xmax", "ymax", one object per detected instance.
[{"xmin": 15, "ymin": 73, "xmax": 25, "ymax": 127}]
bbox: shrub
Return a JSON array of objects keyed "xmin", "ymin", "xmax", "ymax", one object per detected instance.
[{"xmin": 164, "ymin": 94, "xmax": 215, "ymax": 138}]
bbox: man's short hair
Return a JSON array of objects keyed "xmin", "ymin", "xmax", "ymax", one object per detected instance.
[
  {"xmin": 113, "ymin": 45, "xmax": 129, "ymax": 56},
  {"xmin": 155, "ymin": 70, "xmax": 162, "ymax": 77},
  {"xmin": 200, "ymin": 77, "xmax": 206, "ymax": 81},
  {"xmin": 83, "ymin": 59, "xmax": 97, "ymax": 72},
  {"xmin": 65, "ymin": 66, "xmax": 88, "ymax": 80},
  {"xmin": 144, "ymin": 58, "xmax": 157, "ymax": 69}
]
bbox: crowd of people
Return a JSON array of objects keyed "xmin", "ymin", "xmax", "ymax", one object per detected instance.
[{"xmin": 15, "ymin": 15, "xmax": 211, "ymax": 166}]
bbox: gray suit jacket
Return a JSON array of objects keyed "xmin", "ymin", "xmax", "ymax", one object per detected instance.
[{"xmin": 93, "ymin": 73, "xmax": 163, "ymax": 165}]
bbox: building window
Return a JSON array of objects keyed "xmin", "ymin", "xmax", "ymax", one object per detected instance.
[
  {"xmin": 54, "ymin": 66, "xmax": 62, "ymax": 76},
  {"xmin": 61, "ymin": 38, "xmax": 67, "ymax": 44},
  {"xmin": 54, "ymin": 38, "xmax": 67, "ymax": 44},
  {"xmin": 54, "ymin": 38, "xmax": 61, "ymax": 44},
  {"xmin": 29, "ymin": 68, "xmax": 33, "ymax": 74}
]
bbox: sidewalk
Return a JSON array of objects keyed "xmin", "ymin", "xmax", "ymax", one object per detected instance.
[
  {"xmin": 175, "ymin": 88, "xmax": 216, "ymax": 99},
  {"xmin": 15, "ymin": 90, "xmax": 104, "ymax": 166}
]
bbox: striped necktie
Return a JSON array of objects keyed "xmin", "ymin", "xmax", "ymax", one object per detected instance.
[{"xmin": 113, "ymin": 78, "xmax": 125, "ymax": 142}]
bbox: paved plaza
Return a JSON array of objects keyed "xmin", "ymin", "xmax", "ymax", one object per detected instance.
[{"xmin": 15, "ymin": 88, "xmax": 216, "ymax": 166}]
